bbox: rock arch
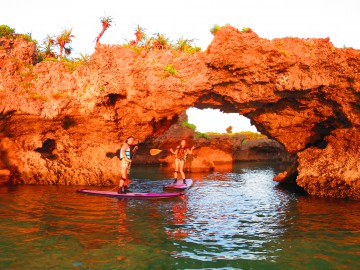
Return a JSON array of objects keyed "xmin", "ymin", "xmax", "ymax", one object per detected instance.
[{"xmin": 0, "ymin": 26, "xmax": 359, "ymax": 199}]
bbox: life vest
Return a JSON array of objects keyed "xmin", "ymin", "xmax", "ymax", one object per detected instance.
[
  {"xmin": 120, "ymin": 144, "xmax": 131, "ymax": 159},
  {"xmin": 176, "ymin": 146, "xmax": 188, "ymax": 160}
]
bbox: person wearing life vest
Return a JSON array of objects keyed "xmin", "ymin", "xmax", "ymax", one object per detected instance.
[
  {"xmin": 118, "ymin": 136, "xmax": 138, "ymax": 194},
  {"xmin": 169, "ymin": 139, "xmax": 195, "ymax": 184}
]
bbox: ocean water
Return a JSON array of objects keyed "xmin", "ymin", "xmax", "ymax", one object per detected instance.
[{"xmin": 0, "ymin": 162, "xmax": 359, "ymax": 270}]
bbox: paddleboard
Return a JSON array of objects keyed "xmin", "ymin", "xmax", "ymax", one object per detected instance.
[
  {"xmin": 76, "ymin": 189, "xmax": 184, "ymax": 199},
  {"xmin": 163, "ymin": 178, "xmax": 193, "ymax": 190}
]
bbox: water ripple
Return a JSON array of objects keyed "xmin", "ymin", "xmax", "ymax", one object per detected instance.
[{"xmin": 1, "ymin": 162, "xmax": 359, "ymax": 269}]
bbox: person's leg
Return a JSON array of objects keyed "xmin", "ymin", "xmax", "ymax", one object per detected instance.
[
  {"xmin": 124, "ymin": 162, "xmax": 131, "ymax": 193},
  {"xmin": 118, "ymin": 160, "xmax": 127, "ymax": 193},
  {"xmin": 179, "ymin": 160, "xmax": 186, "ymax": 183},
  {"xmin": 173, "ymin": 159, "xmax": 179, "ymax": 183}
]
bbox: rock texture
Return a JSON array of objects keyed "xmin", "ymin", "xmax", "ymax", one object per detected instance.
[
  {"xmin": 0, "ymin": 26, "xmax": 359, "ymax": 199},
  {"xmin": 134, "ymin": 112, "xmax": 290, "ymax": 172}
]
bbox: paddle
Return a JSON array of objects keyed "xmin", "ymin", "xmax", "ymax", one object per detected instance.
[
  {"xmin": 150, "ymin": 146, "xmax": 196, "ymax": 156},
  {"xmin": 150, "ymin": 149, "xmax": 163, "ymax": 156}
]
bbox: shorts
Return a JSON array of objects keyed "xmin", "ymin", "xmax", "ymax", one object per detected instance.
[{"xmin": 120, "ymin": 159, "xmax": 131, "ymax": 174}]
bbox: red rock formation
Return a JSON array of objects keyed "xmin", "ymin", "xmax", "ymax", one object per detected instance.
[
  {"xmin": 134, "ymin": 112, "xmax": 290, "ymax": 171},
  {"xmin": 0, "ymin": 26, "xmax": 359, "ymax": 199}
]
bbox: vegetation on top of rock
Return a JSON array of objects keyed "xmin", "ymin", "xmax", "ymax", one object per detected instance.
[
  {"xmin": 174, "ymin": 37, "xmax": 201, "ymax": 53},
  {"xmin": 36, "ymin": 28, "xmax": 76, "ymax": 62},
  {"xmin": 0, "ymin": 24, "xmax": 36, "ymax": 44},
  {"xmin": 124, "ymin": 25, "xmax": 201, "ymax": 54},
  {"xmin": 210, "ymin": 24, "xmax": 234, "ymax": 35},
  {"xmin": 183, "ymin": 121, "xmax": 264, "ymax": 140},
  {"xmin": 182, "ymin": 121, "xmax": 210, "ymax": 140},
  {"xmin": 55, "ymin": 28, "xmax": 75, "ymax": 58},
  {"xmin": 226, "ymin": 126, "xmax": 232, "ymax": 133},
  {"xmin": 205, "ymin": 131, "xmax": 267, "ymax": 140},
  {"xmin": 210, "ymin": 24, "xmax": 221, "ymax": 35},
  {"xmin": 1, "ymin": 16, "xmax": 201, "ymax": 72},
  {"xmin": 182, "ymin": 121, "xmax": 196, "ymax": 131},
  {"xmin": 42, "ymin": 54, "xmax": 90, "ymax": 72},
  {"xmin": 95, "ymin": 15, "xmax": 113, "ymax": 45},
  {"xmin": 0, "ymin": 24, "xmax": 15, "ymax": 38},
  {"xmin": 234, "ymin": 131, "xmax": 267, "ymax": 140}
]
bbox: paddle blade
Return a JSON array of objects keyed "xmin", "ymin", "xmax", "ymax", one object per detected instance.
[{"xmin": 150, "ymin": 149, "xmax": 162, "ymax": 156}]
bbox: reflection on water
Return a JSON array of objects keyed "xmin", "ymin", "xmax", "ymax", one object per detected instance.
[{"xmin": 0, "ymin": 162, "xmax": 359, "ymax": 270}]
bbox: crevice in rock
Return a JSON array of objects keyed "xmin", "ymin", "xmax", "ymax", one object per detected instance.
[
  {"xmin": 105, "ymin": 93, "xmax": 126, "ymax": 106},
  {"xmin": 35, "ymin": 139, "xmax": 58, "ymax": 160},
  {"xmin": 0, "ymin": 110, "xmax": 16, "ymax": 138},
  {"xmin": 151, "ymin": 115, "xmax": 179, "ymax": 136},
  {"xmin": 306, "ymin": 105, "xmax": 353, "ymax": 149},
  {"xmin": 63, "ymin": 116, "xmax": 77, "ymax": 130}
]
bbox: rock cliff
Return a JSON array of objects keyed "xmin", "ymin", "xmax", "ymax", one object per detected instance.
[
  {"xmin": 133, "ymin": 112, "xmax": 291, "ymax": 171},
  {"xmin": 0, "ymin": 26, "xmax": 359, "ymax": 199}
]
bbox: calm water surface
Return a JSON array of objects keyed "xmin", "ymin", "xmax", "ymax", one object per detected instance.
[{"xmin": 0, "ymin": 162, "xmax": 359, "ymax": 270}]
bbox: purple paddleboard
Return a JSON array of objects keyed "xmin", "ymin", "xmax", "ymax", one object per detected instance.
[
  {"xmin": 76, "ymin": 189, "xmax": 184, "ymax": 199},
  {"xmin": 163, "ymin": 179, "xmax": 193, "ymax": 190}
]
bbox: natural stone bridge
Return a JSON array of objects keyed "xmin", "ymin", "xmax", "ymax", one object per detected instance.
[{"xmin": 0, "ymin": 26, "xmax": 359, "ymax": 199}]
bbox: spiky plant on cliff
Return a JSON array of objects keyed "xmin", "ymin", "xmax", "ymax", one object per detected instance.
[
  {"xmin": 152, "ymin": 33, "xmax": 171, "ymax": 50},
  {"xmin": 41, "ymin": 35, "xmax": 57, "ymax": 58},
  {"xmin": 95, "ymin": 15, "xmax": 113, "ymax": 45},
  {"xmin": 175, "ymin": 37, "xmax": 201, "ymax": 53},
  {"xmin": 56, "ymin": 29, "xmax": 75, "ymax": 58},
  {"xmin": 134, "ymin": 24, "xmax": 146, "ymax": 44}
]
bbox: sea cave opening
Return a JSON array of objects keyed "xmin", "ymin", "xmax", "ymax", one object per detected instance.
[
  {"xmin": 184, "ymin": 107, "xmax": 290, "ymax": 163},
  {"xmin": 186, "ymin": 107, "xmax": 258, "ymax": 134},
  {"xmin": 137, "ymin": 107, "xmax": 292, "ymax": 178}
]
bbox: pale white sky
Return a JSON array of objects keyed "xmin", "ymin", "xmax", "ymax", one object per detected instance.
[
  {"xmin": 3, "ymin": 0, "xmax": 358, "ymax": 133},
  {"xmin": 3, "ymin": 0, "xmax": 359, "ymax": 54},
  {"xmin": 187, "ymin": 108, "xmax": 257, "ymax": 133}
]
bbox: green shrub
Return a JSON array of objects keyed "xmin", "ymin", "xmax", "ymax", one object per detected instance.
[
  {"xmin": 20, "ymin": 33, "xmax": 37, "ymax": 44},
  {"xmin": 31, "ymin": 92, "xmax": 48, "ymax": 101},
  {"xmin": 163, "ymin": 64, "xmax": 177, "ymax": 76},
  {"xmin": 175, "ymin": 38, "xmax": 201, "ymax": 54},
  {"xmin": 182, "ymin": 121, "xmax": 197, "ymax": 131},
  {"xmin": 0, "ymin": 25, "xmax": 15, "ymax": 38},
  {"xmin": 37, "ymin": 53, "xmax": 44, "ymax": 63},
  {"xmin": 236, "ymin": 131, "xmax": 267, "ymax": 140},
  {"xmin": 210, "ymin": 24, "xmax": 221, "ymax": 35},
  {"xmin": 278, "ymin": 49, "xmax": 290, "ymax": 57},
  {"xmin": 195, "ymin": 132, "xmax": 210, "ymax": 140}
]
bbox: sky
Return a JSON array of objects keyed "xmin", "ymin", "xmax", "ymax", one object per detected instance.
[{"xmin": 2, "ymin": 0, "xmax": 359, "ymax": 133}]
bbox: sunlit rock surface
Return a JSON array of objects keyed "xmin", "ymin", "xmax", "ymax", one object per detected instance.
[{"xmin": 1, "ymin": 26, "xmax": 359, "ymax": 199}]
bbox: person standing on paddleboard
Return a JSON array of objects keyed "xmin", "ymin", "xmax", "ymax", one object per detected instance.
[
  {"xmin": 170, "ymin": 139, "xmax": 195, "ymax": 184},
  {"xmin": 118, "ymin": 136, "xmax": 138, "ymax": 194}
]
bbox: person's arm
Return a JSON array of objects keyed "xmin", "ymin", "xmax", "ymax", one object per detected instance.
[
  {"xmin": 169, "ymin": 147, "xmax": 178, "ymax": 155},
  {"xmin": 187, "ymin": 146, "xmax": 196, "ymax": 154},
  {"xmin": 131, "ymin": 142, "xmax": 139, "ymax": 155}
]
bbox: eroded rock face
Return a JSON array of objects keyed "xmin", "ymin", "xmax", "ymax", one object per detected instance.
[
  {"xmin": 297, "ymin": 128, "xmax": 360, "ymax": 199},
  {"xmin": 134, "ymin": 112, "xmax": 290, "ymax": 172},
  {"xmin": 0, "ymin": 26, "xmax": 359, "ymax": 199}
]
